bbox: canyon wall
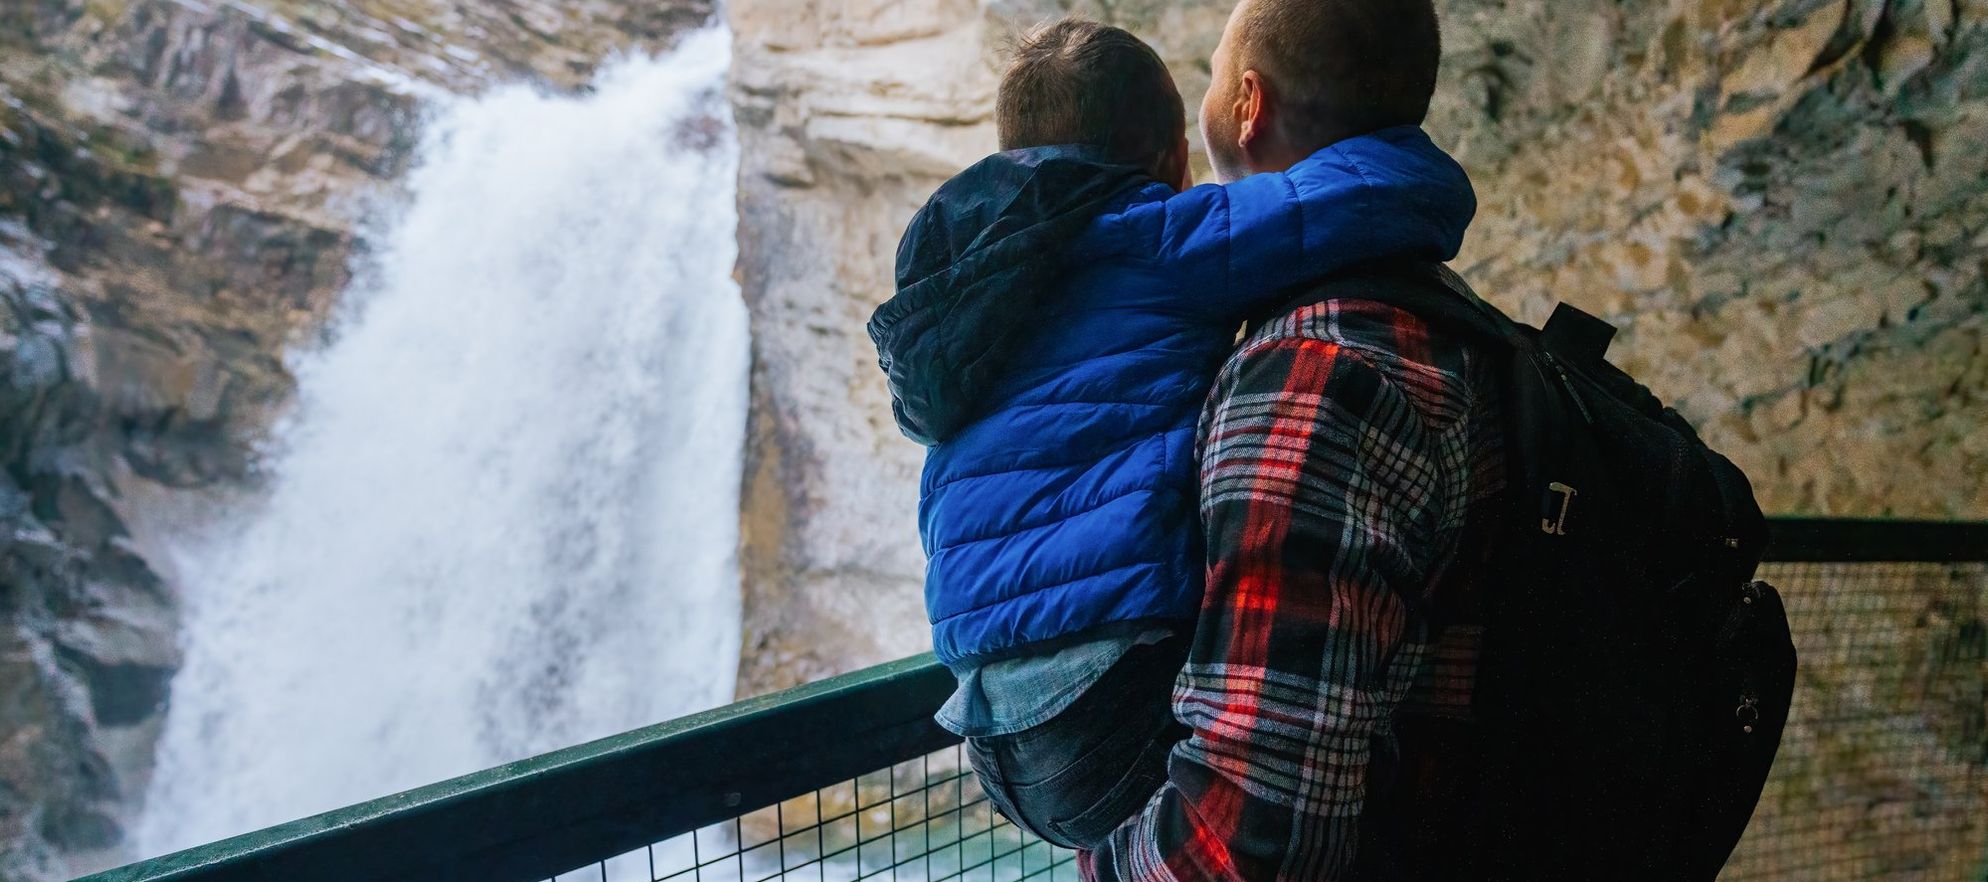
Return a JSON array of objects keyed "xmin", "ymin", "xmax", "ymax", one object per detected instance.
[
  {"xmin": 728, "ymin": 0, "xmax": 996, "ymax": 696},
  {"xmin": 729, "ymin": 0, "xmax": 1988, "ymax": 696},
  {"xmin": 1433, "ymin": 0, "xmax": 1986, "ymax": 518},
  {"xmin": 0, "ymin": 1, "xmax": 706, "ymax": 875}
]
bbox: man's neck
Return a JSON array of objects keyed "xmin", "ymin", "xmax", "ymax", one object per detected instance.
[{"xmin": 1247, "ymin": 122, "xmax": 1381, "ymax": 175}]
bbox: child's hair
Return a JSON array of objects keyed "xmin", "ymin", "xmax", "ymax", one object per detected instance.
[{"xmin": 996, "ymin": 18, "xmax": 1184, "ymax": 171}]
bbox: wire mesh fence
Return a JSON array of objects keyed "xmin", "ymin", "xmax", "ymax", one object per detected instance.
[
  {"xmin": 1722, "ymin": 560, "xmax": 1988, "ymax": 881},
  {"xmin": 544, "ymin": 743, "xmax": 1076, "ymax": 882},
  {"xmin": 541, "ymin": 559, "xmax": 1988, "ymax": 882}
]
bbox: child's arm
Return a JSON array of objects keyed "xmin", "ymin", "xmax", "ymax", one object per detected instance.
[{"xmin": 1105, "ymin": 125, "xmax": 1476, "ymax": 322}]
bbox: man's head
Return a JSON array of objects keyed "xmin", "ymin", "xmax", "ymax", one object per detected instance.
[
  {"xmin": 1202, "ymin": 0, "xmax": 1441, "ymax": 182},
  {"xmin": 998, "ymin": 18, "xmax": 1191, "ymax": 190}
]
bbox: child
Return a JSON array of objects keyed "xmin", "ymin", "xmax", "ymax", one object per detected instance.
[{"xmin": 867, "ymin": 17, "xmax": 1474, "ymax": 848}]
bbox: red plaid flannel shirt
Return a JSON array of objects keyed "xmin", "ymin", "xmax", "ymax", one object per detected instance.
[{"xmin": 1083, "ymin": 296, "xmax": 1506, "ymax": 882}]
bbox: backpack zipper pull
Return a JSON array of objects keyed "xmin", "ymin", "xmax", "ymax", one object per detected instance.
[
  {"xmin": 1540, "ymin": 351, "xmax": 1595, "ymax": 424},
  {"xmin": 1735, "ymin": 691, "xmax": 1759, "ymax": 734},
  {"xmin": 1736, "ymin": 661, "xmax": 1763, "ymax": 735}
]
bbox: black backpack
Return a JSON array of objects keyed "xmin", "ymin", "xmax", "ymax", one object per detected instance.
[{"xmin": 1288, "ymin": 262, "xmax": 1799, "ymax": 880}]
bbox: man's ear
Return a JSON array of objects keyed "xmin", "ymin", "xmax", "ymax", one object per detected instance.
[{"xmin": 1236, "ymin": 69, "xmax": 1267, "ymax": 152}]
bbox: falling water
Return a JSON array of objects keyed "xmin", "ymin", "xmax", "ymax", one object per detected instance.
[{"xmin": 137, "ymin": 28, "xmax": 746, "ymax": 856}]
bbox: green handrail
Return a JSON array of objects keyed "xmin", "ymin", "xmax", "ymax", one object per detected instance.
[{"xmin": 82, "ymin": 655, "xmax": 955, "ymax": 882}]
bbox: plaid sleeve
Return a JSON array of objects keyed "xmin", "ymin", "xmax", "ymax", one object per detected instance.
[{"xmin": 1082, "ymin": 323, "xmax": 1455, "ymax": 882}]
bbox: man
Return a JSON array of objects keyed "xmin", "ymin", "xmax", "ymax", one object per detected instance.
[{"xmin": 1083, "ymin": 0, "xmax": 1509, "ymax": 879}]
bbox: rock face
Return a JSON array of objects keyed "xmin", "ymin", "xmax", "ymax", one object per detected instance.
[
  {"xmin": 728, "ymin": 0, "xmax": 997, "ymax": 695},
  {"xmin": 1428, "ymin": 0, "xmax": 1988, "ymax": 520},
  {"xmin": 0, "ymin": 1, "xmax": 708, "ymax": 876},
  {"xmin": 728, "ymin": 0, "xmax": 1988, "ymax": 689}
]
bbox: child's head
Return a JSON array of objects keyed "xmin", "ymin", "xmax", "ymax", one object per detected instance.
[{"xmin": 997, "ymin": 18, "xmax": 1190, "ymax": 189}]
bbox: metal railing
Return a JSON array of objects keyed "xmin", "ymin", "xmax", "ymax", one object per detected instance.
[{"xmin": 81, "ymin": 518, "xmax": 1988, "ymax": 882}]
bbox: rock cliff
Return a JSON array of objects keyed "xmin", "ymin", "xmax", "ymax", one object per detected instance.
[
  {"xmin": 728, "ymin": 0, "xmax": 1987, "ymax": 696},
  {"xmin": 0, "ymin": 1, "xmax": 707, "ymax": 875},
  {"xmin": 728, "ymin": 0, "xmax": 997, "ymax": 696},
  {"xmin": 1431, "ymin": 0, "xmax": 1987, "ymax": 518}
]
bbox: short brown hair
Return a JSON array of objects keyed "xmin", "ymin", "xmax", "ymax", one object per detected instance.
[
  {"xmin": 996, "ymin": 18, "xmax": 1184, "ymax": 168},
  {"xmin": 1234, "ymin": 0, "xmax": 1440, "ymax": 144}
]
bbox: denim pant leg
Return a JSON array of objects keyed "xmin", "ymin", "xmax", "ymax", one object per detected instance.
[{"xmin": 963, "ymin": 640, "xmax": 1188, "ymax": 850}]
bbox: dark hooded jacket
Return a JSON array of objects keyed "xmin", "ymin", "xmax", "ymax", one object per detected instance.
[{"xmin": 869, "ymin": 126, "xmax": 1477, "ymax": 667}]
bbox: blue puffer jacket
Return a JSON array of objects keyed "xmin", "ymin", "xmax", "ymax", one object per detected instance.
[{"xmin": 869, "ymin": 126, "xmax": 1476, "ymax": 668}]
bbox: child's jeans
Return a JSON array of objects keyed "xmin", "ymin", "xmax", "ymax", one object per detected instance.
[{"xmin": 961, "ymin": 639, "xmax": 1189, "ymax": 850}]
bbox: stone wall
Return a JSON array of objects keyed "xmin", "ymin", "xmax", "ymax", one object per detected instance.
[{"xmin": 728, "ymin": 0, "xmax": 1988, "ymax": 697}]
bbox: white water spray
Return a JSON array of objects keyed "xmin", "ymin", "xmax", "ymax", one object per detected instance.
[{"xmin": 138, "ymin": 28, "xmax": 746, "ymax": 856}]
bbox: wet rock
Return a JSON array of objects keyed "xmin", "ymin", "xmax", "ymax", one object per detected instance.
[{"xmin": 0, "ymin": 0, "xmax": 714, "ymax": 875}]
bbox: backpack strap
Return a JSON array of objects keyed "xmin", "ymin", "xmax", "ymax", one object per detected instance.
[
  {"xmin": 1249, "ymin": 261, "xmax": 1538, "ymax": 641},
  {"xmin": 1250, "ymin": 260, "xmax": 1531, "ymax": 354}
]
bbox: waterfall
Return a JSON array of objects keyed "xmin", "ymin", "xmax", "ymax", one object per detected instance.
[{"xmin": 136, "ymin": 28, "xmax": 746, "ymax": 857}]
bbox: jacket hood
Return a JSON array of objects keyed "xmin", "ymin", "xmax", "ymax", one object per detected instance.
[{"xmin": 869, "ymin": 146, "xmax": 1152, "ymax": 447}]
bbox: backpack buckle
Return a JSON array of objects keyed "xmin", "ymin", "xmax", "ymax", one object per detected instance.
[
  {"xmin": 1540, "ymin": 481, "xmax": 1577, "ymax": 535},
  {"xmin": 1540, "ymin": 303, "xmax": 1617, "ymax": 363}
]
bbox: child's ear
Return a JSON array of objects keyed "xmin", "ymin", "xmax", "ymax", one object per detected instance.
[{"xmin": 1169, "ymin": 133, "xmax": 1193, "ymax": 189}]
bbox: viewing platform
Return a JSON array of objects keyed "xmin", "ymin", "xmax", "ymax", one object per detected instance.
[{"xmin": 80, "ymin": 518, "xmax": 1988, "ymax": 882}]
